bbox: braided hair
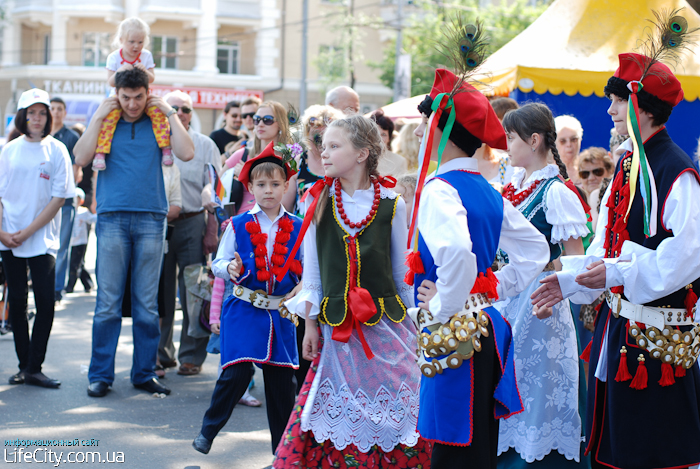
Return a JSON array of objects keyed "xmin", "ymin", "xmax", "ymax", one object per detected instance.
[{"xmin": 502, "ymin": 103, "xmax": 569, "ymax": 179}]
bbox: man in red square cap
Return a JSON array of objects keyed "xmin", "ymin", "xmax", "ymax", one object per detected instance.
[
  {"xmin": 406, "ymin": 63, "xmax": 551, "ymax": 467},
  {"xmin": 532, "ymin": 11, "xmax": 700, "ymax": 469}
]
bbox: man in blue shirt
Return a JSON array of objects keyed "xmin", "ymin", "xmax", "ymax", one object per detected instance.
[
  {"xmin": 74, "ymin": 68, "xmax": 194, "ymax": 398},
  {"xmin": 49, "ymin": 97, "xmax": 80, "ymax": 302}
]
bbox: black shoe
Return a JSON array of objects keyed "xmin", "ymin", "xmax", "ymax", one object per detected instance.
[
  {"xmin": 9, "ymin": 371, "xmax": 25, "ymax": 385},
  {"xmin": 54, "ymin": 291, "xmax": 62, "ymax": 302},
  {"xmin": 192, "ymin": 433, "xmax": 212, "ymax": 454},
  {"xmin": 24, "ymin": 372, "xmax": 61, "ymax": 388},
  {"xmin": 133, "ymin": 378, "xmax": 171, "ymax": 395},
  {"xmin": 0, "ymin": 323, "xmax": 12, "ymax": 335},
  {"xmin": 87, "ymin": 381, "xmax": 110, "ymax": 397}
]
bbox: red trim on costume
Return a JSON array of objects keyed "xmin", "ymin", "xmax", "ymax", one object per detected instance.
[
  {"xmin": 661, "ymin": 168, "xmax": 700, "ymax": 233},
  {"xmin": 585, "ymin": 308, "xmax": 610, "ymax": 456},
  {"xmin": 580, "ymin": 340, "xmax": 592, "ymax": 363},
  {"xmin": 119, "ymin": 49, "xmax": 141, "ymax": 65}
]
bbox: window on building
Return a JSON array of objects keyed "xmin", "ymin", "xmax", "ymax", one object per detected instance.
[
  {"xmin": 43, "ymin": 34, "xmax": 51, "ymax": 65},
  {"xmin": 152, "ymin": 36, "xmax": 178, "ymax": 69},
  {"xmin": 217, "ymin": 40, "xmax": 240, "ymax": 74},
  {"xmin": 82, "ymin": 32, "xmax": 111, "ymax": 67}
]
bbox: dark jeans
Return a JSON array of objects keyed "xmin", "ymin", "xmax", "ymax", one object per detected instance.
[
  {"xmin": 0, "ymin": 251, "xmax": 56, "ymax": 373},
  {"xmin": 201, "ymin": 362, "xmax": 297, "ymax": 454},
  {"xmin": 66, "ymin": 243, "xmax": 93, "ymax": 293}
]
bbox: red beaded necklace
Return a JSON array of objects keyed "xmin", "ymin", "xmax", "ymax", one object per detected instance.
[
  {"xmin": 245, "ymin": 215, "xmax": 297, "ymax": 284},
  {"xmin": 502, "ymin": 178, "xmax": 543, "ymax": 207},
  {"xmin": 334, "ymin": 177, "xmax": 381, "ymax": 230}
]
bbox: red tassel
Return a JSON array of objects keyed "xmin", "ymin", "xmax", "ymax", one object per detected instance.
[
  {"xmin": 629, "ymin": 355, "xmax": 648, "ymax": 390},
  {"xmin": 255, "ymin": 245, "xmax": 267, "ymax": 257},
  {"xmin": 278, "ymin": 216, "xmax": 294, "ymax": 232},
  {"xmin": 404, "ymin": 270, "xmax": 415, "ymax": 286},
  {"xmin": 273, "ymin": 244, "xmax": 288, "ymax": 255},
  {"xmin": 276, "ymin": 232, "xmax": 291, "ymax": 244},
  {"xmin": 659, "ymin": 362, "xmax": 676, "ymax": 387},
  {"xmin": 257, "ymin": 270, "xmax": 271, "ymax": 282},
  {"xmin": 580, "ymin": 340, "xmax": 592, "ymax": 363},
  {"xmin": 289, "ymin": 259, "xmax": 303, "ymax": 276},
  {"xmin": 245, "ymin": 221, "xmax": 261, "ymax": 234},
  {"xmin": 675, "ymin": 364, "xmax": 687, "ymax": 378},
  {"xmin": 255, "ymin": 257, "xmax": 266, "ymax": 269},
  {"xmin": 271, "ymin": 254, "xmax": 285, "ymax": 266},
  {"xmin": 251, "ymin": 233, "xmax": 268, "ymax": 246},
  {"xmin": 405, "ymin": 251, "xmax": 425, "ymax": 274},
  {"xmin": 271, "ymin": 266, "xmax": 283, "ymax": 277},
  {"xmin": 614, "ymin": 346, "xmax": 632, "ymax": 382},
  {"xmin": 684, "ymin": 286, "xmax": 698, "ymax": 317}
]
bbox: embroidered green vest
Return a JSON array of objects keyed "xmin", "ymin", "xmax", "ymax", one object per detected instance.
[{"xmin": 316, "ymin": 193, "xmax": 406, "ymax": 327}]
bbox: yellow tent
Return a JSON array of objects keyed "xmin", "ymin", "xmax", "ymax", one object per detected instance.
[{"xmin": 478, "ymin": 0, "xmax": 700, "ymax": 100}]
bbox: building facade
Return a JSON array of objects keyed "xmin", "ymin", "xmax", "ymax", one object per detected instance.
[{"xmin": 0, "ymin": 0, "xmax": 394, "ymax": 135}]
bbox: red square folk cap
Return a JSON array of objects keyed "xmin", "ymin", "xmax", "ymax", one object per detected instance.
[
  {"xmin": 238, "ymin": 141, "xmax": 297, "ymax": 187},
  {"xmin": 427, "ymin": 68, "xmax": 507, "ymax": 150},
  {"xmin": 614, "ymin": 53, "xmax": 684, "ymax": 106}
]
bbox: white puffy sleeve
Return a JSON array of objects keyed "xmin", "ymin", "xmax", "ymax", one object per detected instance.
[
  {"xmin": 389, "ymin": 194, "xmax": 413, "ymax": 307},
  {"xmin": 287, "ymin": 195, "xmax": 323, "ymax": 320},
  {"xmin": 418, "ymin": 179, "xmax": 477, "ymax": 325},
  {"xmin": 544, "ymin": 181, "xmax": 589, "ymax": 244},
  {"xmin": 212, "ymin": 223, "xmax": 237, "ymax": 280},
  {"xmin": 559, "ymin": 172, "xmax": 700, "ymax": 305},
  {"xmin": 495, "ymin": 199, "xmax": 550, "ymax": 299}
]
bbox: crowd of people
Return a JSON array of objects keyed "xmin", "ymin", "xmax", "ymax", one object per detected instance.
[{"xmin": 2, "ymin": 12, "xmax": 700, "ymax": 469}]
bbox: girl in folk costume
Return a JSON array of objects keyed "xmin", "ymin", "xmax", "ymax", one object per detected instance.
[
  {"xmin": 404, "ymin": 20, "xmax": 551, "ymax": 469},
  {"xmin": 273, "ymin": 115, "xmax": 431, "ymax": 468},
  {"xmin": 495, "ymin": 103, "xmax": 590, "ymax": 468},
  {"xmin": 532, "ymin": 10, "xmax": 700, "ymax": 469},
  {"xmin": 193, "ymin": 142, "xmax": 303, "ymax": 455}
]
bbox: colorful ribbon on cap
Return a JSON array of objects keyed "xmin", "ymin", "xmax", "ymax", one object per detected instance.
[{"xmin": 624, "ymin": 80, "xmax": 656, "ymax": 238}]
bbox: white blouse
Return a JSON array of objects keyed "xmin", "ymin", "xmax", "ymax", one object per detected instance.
[
  {"xmin": 419, "ymin": 157, "xmax": 550, "ymax": 325},
  {"xmin": 510, "ymin": 164, "xmax": 589, "ymax": 244},
  {"xmin": 290, "ymin": 184, "xmax": 413, "ymax": 319}
]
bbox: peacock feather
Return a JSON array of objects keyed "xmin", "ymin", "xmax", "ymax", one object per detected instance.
[
  {"xmin": 287, "ymin": 104, "xmax": 300, "ymax": 126},
  {"xmin": 437, "ymin": 15, "xmax": 489, "ymax": 96},
  {"xmin": 633, "ymin": 8, "xmax": 698, "ymax": 81}
]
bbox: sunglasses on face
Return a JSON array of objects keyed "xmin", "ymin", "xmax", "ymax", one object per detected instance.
[
  {"xmin": 558, "ymin": 137, "xmax": 580, "ymax": 146},
  {"xmin": 579, "ymin": 168, "xmax": 605, "ymax": 179},
  {"xmin": 171, "ymin": 105, "xmax": 192, "ymax": 114},
  {"xmin": 253, "ymin": 115, "xmax": 275, "ymax": 126},
  {"xmin": 241, "ymin": 112, "xmax": 255, "ymax": 119}
]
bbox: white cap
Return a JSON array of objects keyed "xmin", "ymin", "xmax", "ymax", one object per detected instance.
[{"xmin": 17, "ymin": 88, "xmax": 50, "ymax": 111}]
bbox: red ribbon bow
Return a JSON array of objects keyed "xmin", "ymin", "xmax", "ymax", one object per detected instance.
[{"xmin": 376, "ymin": 175, "xmax": 397, "ymax": 188}]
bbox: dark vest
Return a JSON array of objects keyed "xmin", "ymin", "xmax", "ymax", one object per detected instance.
[
  {"xmin": 608, "ymin": 129, "xmax": 700, "ymax": 308},
  {"xmin": 520, "ymin": 177, "xmax": 563, "ymax": 262},
  {"xmin": 315, "ymin": 194, "xmax": 406, "ymax": 326}
]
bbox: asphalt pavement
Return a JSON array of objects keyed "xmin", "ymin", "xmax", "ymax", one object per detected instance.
[{"xmin": 0, "ymin": 238, "xmax": 274, "ymax": 469}]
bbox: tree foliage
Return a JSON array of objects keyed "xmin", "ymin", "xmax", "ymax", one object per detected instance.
[{"xmin": 370, "ymin": 0, "xmax": 551, "ymax": 98}]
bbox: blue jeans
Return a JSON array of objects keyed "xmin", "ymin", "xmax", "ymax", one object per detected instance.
[
  {"xmin": 55, "ymin": 202, "xmax": 75, "ymax": 295},
  {"xmin": 89, "ymin": 211, "xmax": 166, "ymax": 385}
]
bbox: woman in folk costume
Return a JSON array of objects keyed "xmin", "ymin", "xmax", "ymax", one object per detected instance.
[
  {"xmin": 494, "ymin": 103, "xmax": 590, "ymax": 468},
  {"xmin": 273, "ymin": 115, "xmax": 432, "ymax": 468},
  {"xmin": 531, "ymin": 10, "xmax": 700, "ymax": 469},
  {"xmin": 403, "ymin": 19, "xmax": 551, "ymax": 469}
]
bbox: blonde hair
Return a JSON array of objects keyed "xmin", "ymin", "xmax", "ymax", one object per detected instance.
[
  {"xmin": 301, "ymin": 104, "xmax": 344, "ymax": 148},
  {"xmin": 313, "ymin": 115, "xmax": 384, "ymax": 224},
  {"xmin": 394, "ymin": 122, "xmax": 420, "ymax": 170},
  {"xmin": 252, "ymin": 101, "xmax": 290, "ymax": 157},
  {"xmin": 112, "ymin": 17, "xmax": 150, "ymax": 50},
  {"xmin": 577, "ymin": 146, "xmax": 614, "ymax": 173},
  {"xmin": 397, "ymin": 174, "xmax": 417, "ymax": 194}
]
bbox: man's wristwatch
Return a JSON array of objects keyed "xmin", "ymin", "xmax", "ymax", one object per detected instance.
[{"xmin": 165, "ymin": 108, "xmax": 177, "ymax": 118}]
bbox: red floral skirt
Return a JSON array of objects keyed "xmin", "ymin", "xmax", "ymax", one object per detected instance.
[{"xmin": 273, "ymin": 349, "xmax": 432, "ymax": 468}]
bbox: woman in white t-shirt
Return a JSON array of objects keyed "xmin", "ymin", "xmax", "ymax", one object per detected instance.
[{"xmin": 0, "ymin": 89, "xmax": 75, "ymax": 389}]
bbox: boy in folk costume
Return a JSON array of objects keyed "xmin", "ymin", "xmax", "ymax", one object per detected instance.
[
  {"xmin": 405, "ymin": 21, "xmax": 551, "ymax": 469},
  {"xmin": 193, "ymin": 142, "xmax": 303, "ymax": 455},
  {"xmin": 532, "ymin": 10, "xmax": 700, "ymax": 469}
]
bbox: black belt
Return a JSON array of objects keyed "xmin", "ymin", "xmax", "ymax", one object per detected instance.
[{"xmin": 175, "ymin": 211, "xmax": 204, "ymax": 221}]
